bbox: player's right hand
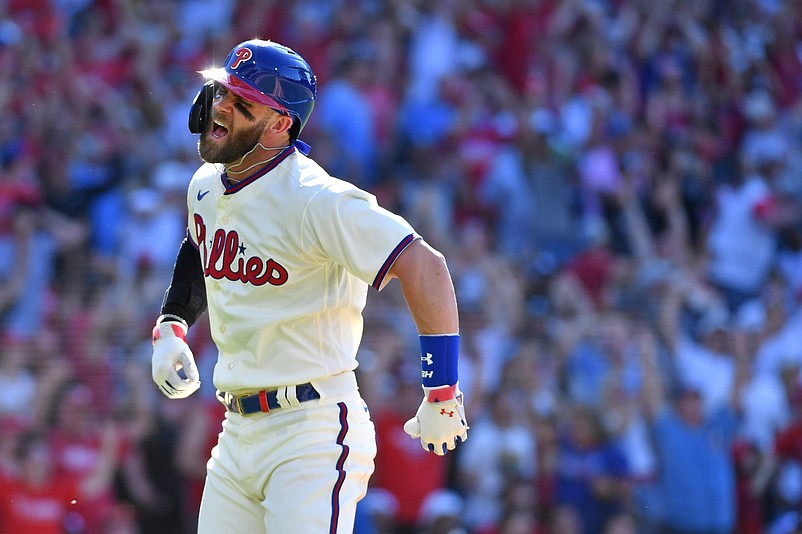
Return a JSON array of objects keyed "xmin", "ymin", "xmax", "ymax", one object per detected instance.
[{"xmin": 151, "ymin": 320, "xmax": 201, "ymax": 399}]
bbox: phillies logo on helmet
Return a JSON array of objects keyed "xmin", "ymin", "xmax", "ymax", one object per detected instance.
[{"xmin": 230, "ymin": 47, "xmax": 253, "ymax": 69}]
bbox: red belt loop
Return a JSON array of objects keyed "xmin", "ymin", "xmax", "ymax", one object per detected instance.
[{"xmin": 258, "ymin": 390, "xmax": 270, "ymax": 412}]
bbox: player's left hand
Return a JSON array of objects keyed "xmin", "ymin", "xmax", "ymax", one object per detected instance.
[{"xmin": 404, "ymin": 383, "xmax": 468, "ymax": 455}]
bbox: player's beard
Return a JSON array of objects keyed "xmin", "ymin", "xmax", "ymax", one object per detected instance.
[{"xmin": 198, "ymin": 118, "xmax": 268, "ymax": 165}]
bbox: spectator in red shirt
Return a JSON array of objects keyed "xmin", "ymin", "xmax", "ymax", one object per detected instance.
[
  {"xmin": 371, "ymin": 372, "xmax": 451, "ymax": 533},
  {"xmin": 0, "ymin": 426, "xmax": 120, "ymax": 534},
  {"xmin": 46, "ymin": 382, "xmax": 128, "ymax": 533}
]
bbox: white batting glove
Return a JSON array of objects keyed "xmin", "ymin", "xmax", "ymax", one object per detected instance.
[
  {"xmin": 403, "ymin": 384, "xmax": 468, "ymax": 455},
  {"xmin": 151, "ymin": 320, "xmax": 201, "ymax": 399}
]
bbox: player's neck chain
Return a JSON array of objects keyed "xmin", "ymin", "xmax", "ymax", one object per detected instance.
[{"xmin": 225, "ymin": 143, "xmax": 291, "ymax": 182}]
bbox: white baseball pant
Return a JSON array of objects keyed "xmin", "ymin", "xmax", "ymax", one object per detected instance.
[{"xmin": 197, "ymin": 393, "xmax": 376, "ymax": 533}]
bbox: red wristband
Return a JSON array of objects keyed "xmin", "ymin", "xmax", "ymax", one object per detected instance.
[
  {"xmin": 152, "ymin": 323, "xmax": 187, "ymax": 345},
  {"xmin": 426, "ymin": 384, "xmax": 458, "ymax": 403}
]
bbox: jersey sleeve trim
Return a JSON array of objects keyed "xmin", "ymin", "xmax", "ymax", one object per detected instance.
[{"xmin": 371, "ymin": 233, "xmax": 419, "ymax": 290}]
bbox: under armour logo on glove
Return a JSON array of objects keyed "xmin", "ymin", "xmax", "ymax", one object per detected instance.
[{"xmin": 404, "ymin": 384, "xmax": 469, "ymax": 456}]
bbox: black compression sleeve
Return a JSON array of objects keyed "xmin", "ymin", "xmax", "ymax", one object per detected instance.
[{"xmin": 160, "ymin": 238, "xmax": 207, "ymax": 327}]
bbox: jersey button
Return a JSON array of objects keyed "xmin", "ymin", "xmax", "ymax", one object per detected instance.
[
  {"xmin": 221, "ymin": 216, "xmax": 229, "ymax": 224},
  {"xmin": 227, "ymin": 363, "xmax": 234, "ymax": 370},
  {"xmin": 219, "ymin": 325, "xmax": 226, "ymax": 333}
]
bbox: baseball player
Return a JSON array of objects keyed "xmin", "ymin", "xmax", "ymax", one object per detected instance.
[{"xmin": 150, "ymin": 39, "xmax": 469, "ymax": 533}]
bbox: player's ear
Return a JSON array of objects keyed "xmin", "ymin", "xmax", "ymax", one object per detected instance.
[{"xmin": 266, "ymin": 113, "xmax": 294, "ymax": 138}]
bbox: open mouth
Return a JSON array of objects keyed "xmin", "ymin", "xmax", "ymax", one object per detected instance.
[{"xmin": 212, "ymin": 120, "xmax": 229, "ymax": 139}]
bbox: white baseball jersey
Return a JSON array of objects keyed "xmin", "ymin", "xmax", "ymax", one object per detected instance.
[{"xmin": 185, "ymin": 145, "xmax": 416, "ymax": 393}]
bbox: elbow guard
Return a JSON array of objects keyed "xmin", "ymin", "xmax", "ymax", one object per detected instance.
[{"xmin": 160, "ymin": 238, "xmax": 207, "ymax": 327}]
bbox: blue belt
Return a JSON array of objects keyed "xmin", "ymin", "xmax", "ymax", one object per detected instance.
[{"xmin": 219, "ymin": 383, "xmax": 320, "ymax": 415}]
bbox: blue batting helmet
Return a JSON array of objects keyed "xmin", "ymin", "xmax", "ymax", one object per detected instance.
[{"xmin": 202, "ymin": 39, "xmax": 317, "ymax": 135}]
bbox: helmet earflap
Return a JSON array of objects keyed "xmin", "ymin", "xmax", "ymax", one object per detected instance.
[{"xmin": 188, "ymin": 80, "xmax": 218, "ymax": 135}]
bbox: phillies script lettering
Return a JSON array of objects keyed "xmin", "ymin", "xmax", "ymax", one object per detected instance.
[{"xmin": 195, "ymin": 214, "xmax": 288, "ymax": 286}]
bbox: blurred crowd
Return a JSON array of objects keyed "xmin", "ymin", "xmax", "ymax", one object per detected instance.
[{"xmin": 3, "ymin": 0, "xmax": 802, "ymax": 533}]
